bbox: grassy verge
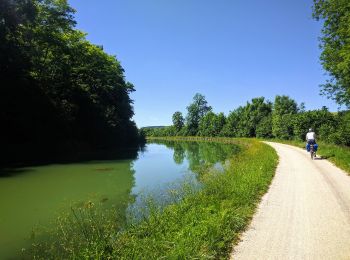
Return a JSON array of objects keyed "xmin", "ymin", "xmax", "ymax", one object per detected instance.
[
  {"xmin": 265, "ymin": 139, "xmax": 350, "ymax": 174},
  {"xmin": 29, "ymin": 138, "xmax": 278, "ymax": 259}
]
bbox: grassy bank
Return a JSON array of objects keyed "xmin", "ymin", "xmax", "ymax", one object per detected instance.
[
  {"xmin": 266, "ymin": 139, "xmax": 350, "ymax": 174},
  {"xmin": 29, "ymin": 138, "xmax": 278, "ymax": 259}
]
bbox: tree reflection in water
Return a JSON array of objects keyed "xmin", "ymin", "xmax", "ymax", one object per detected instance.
[
  {"xmin": 152, "ymin": 140, "xmax": 240, "ymax": 175},
  {"xmin": 127, "ymin": 140, "xmax": 240, "ymax": 224}
]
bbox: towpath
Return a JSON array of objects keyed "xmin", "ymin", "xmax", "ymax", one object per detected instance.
[{"xmin": 231, "ymin": 142, "xmax": 350, "ymax": 260}]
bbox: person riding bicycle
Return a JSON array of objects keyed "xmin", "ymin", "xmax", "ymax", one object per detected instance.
[
  {"xmin": 306, "ymin": 128, "xmax": 318, "ymax": 153},
  {"xmin": 306, "ymin": 128, "xmax": 316, "ymax": 145}
]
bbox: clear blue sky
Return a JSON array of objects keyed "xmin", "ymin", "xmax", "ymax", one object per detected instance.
[{"xmin": 68, "ymin": 0, "xmax": 340, "ymax": 127}]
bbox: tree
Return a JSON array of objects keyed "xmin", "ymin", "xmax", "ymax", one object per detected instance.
[
  {"xmin": 0, "ymin": 0, "xmax": 141, "ymax": 166},
  {"xmin": 185, "ymin": 93, "xmax": 212, "ymax": 135},
  {"xmin": 220, "ymin": 97, "xmax": 272, "ymax": 138},
  {"xmin": 272, "ymin": 95, "xmax": 298, "ymax": 139},
  {"xmin": 256, "ymin": 115, "xmax": 273, "ymax": 138},
  {"xmin": 313, "ymin": 0, "xmax": 350, "ymax": 107},
  {"xmin": 292, "ymin": 106, "xmax": 336, "ymax": 141},
  {"xmin": 198, "ymin": 112, "xmax": 226, "ymax": 137},
  {"xmin": 172, "ymin": 111, "xmax": 184, "ymax": 132},
  {"xmin": 245, "ymin": 97, "xmax": 272, "ymax": 137},
  {"xmin": 309, "ymin": 109, "xmax": 350, "ymax": 145},
  {"xmin": 332, "ymin": 111, "xmax": 350, "ymax": 145},
  {"xmin": 0, "ymin": 0, "xmax": 34, "ymax": 76},
  {"xmin": 215, "ymin": 112, "xmax": 226, "ymax": 136},
  {"xmin": 221, "ymin": 109, "xmax": 240, "ymax": 137}
]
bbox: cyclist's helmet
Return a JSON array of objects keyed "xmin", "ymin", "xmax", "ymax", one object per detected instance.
[{"xmin": 309, "ymin": 128, "xmax": 313, "ymax": 132}]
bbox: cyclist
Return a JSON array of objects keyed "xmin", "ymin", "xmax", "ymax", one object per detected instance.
[
  {"xmin": 306, "ymin": 128, "xmax": 318, "ymax": 155},
  {"xmin": 306, "ymin": 128, "xmax": 316, "ymax": 145}
]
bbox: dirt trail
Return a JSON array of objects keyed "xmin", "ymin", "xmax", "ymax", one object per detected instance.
[{"xmin": 231, "ymin": 142, "xmax": 350, "ymax": 260}]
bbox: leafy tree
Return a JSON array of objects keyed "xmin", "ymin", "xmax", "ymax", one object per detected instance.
[
  {"xmin": 221, "ymin": 109, "xmax": 240, "ymax": 137},
  {"xmin": 256, "ymin": 115, "xmax": 273, "ymax": 138},
  {"xmin": 221, "ymin": 97, "xmax": 272, "ymax": 138},
  {"xmin": 198, "ymin": 112, "xmax": 216, "ymax": 136},
  {"xmin": 186, "ymin": 93, "xmax": 212, "ymax": 135},
  {"xmin": 245, "ymin": 97, "xmax": 272, "ymax": 137},
  {"xmin": 337, "ymin": 112, "xmax": 350, "ymax": 145},
  {"xmin": 198, "ymin": 112, "xmax": 226, "ymax": 137},
  {"xmin": 272, "ymin": 95, "xmax": 298, "ymax": 139},
  {"xmin": 292, "ymin": 106, "xmax": 336, "ymax": 141},
  {"xmin": 313, "ymin": 0, "xmax": 350, "ymax": 107},
  {"xmin": 273, "ymin": 95, "xmax": 298, "ymax": 116},
  {"xmin": 178, "ymin": 125, "xmax": 190, "ymax": 136},
  {"xmin": 172, "ymin": 111, "xmax": 184, "ymax": 132},
  {"xmin": 227, "ymin": 106, "xmax": 248, "ymax": 137},
  {"xmin": 215, "ymin": 112, "xmax": 227, "ymax": 136},
  {"xmin": 327, "ymin": 111, "xmax": 350, "ymax": 145},
  {"xmin": 1, "ymin": 0, "xmax": 141, "ymax": 166}
]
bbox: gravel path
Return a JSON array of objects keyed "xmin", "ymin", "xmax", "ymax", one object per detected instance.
[{"xmin": 231, "ymin": 142, "xmax": 350, "ymax": 260}]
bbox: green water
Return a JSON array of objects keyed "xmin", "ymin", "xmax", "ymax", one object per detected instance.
[{"xmin": 0, "ymin": 141, "xmax": 238, "ymax": 259}]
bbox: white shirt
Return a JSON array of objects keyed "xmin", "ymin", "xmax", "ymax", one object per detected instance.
[{"xmin": 306, "ymin": 132, "xmax": 316, "ymax": 141}]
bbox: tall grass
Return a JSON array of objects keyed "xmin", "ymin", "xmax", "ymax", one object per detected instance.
[{"xmin": 28, "ymin": 138, "xmax": 278, "ymax": 259}]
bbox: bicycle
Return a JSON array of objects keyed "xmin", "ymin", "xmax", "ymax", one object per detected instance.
[{"xmin": 310, "ymin": 144, "xmax": 316, "ymax": 160}]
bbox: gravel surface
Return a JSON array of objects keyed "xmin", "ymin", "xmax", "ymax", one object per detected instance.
[{"xmin": 231, "ymin": 142, "xmax": 350, "ymax": 260}]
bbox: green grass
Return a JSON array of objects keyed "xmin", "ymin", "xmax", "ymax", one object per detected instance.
[
  {"xmin": 265, "ymin": 139, "xmax": 350, "ymax": 174},
  {"xmin": 28, "ymin": 138, "xmax": 278, "ymax": 259}
]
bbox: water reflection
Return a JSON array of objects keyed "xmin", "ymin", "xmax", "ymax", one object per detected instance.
[
  {"xmin": 128, "ymin": 141, "xmax": 240, "ymax": 218},
  {"xmin": 0, "ymin": 141, "xmax": 239, "ymax": 259},
  {"xmin": 151, "ymin": 140, "xmax": 240, "ymax": 173}
]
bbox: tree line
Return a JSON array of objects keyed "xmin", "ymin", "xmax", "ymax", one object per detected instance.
[
  {"xmin": 143, "ymin": 93, "xmax": 350, "ymax": 146},
  {"xmin": 0, "ymin": 0, "xmax": 143, "ymax": 166}
]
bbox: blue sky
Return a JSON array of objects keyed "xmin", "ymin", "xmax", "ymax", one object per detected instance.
[{"xmin": 68, "ymin": 0, "xmax": 340, "ymax": 127}]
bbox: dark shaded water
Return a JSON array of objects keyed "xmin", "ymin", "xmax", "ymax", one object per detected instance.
[{"xmin": 0, "ymin": 141, "xmax": 239, "ymax": 259}]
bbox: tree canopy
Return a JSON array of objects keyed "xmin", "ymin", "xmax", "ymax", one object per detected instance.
[
  {"xmin": 186, "ymin": 93, "xmax": 212, "ymax": 135},
  {"xmin": 272, "ymin": 95, "xmax": 298, "ymax": 139},
  {"xmin": 0, "ymin": 0, "xmax": 142, "ymax": 166},
  {"xmin": 313, "ymin": 0, "xmax": 350, "ymax": 107},
  {"xmin": 172, "ymin": 111, "xmax": 184, "ymax": 132}
]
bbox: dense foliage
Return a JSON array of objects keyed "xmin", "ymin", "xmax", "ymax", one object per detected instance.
[
  {"xmin": 144, "ymin": 94, "xmax": 350, "ymax": 146},
  {"xmin": 313, "ymin": 0, "xmax": 350, "ymax": 107},
  {"xmin": 172, "ymin": 111, "xmax": 184, "ymax": 132},
  {"xmin": 0, "ymin": 0, "xmax": 142, "ymax": 166},
  {"xmin": 185, "ymin": 93, "xmax": 212, "ymax": 135}
]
